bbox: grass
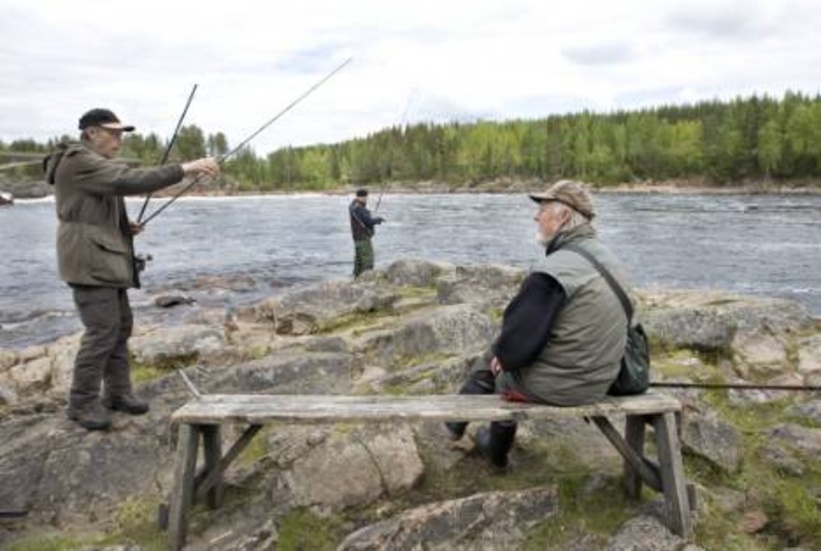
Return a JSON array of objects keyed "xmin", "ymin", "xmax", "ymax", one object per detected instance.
[{"xmin": 277, "ymin": 508, "xmax": 348, "ymax": 551}]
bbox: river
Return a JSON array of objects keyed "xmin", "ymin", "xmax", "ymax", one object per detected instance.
[{"xmin": 1, "ymin": 192, "xmax": 819, "ymax": 349}]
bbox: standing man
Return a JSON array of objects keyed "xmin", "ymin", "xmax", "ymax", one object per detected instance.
[
  {"xmin": 44, "ymin": 108, "xmax": 220, "ymax": 431},
  {"xmin": 446, "ymin": 180, "xmax": 636, "ymax": 468},
  {"xmin": 349, "ymin": 188, "xmax": 384, "ymax": 278}
]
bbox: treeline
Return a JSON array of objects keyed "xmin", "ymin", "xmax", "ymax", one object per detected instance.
[{"xmin": 3, "ymin": 91, "xmax": 821, "ymax": 191}]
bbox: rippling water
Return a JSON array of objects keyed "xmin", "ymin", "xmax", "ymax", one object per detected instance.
[{"xmin": 1, "ymin": 192, "xmax": 819, "ymax": 348}]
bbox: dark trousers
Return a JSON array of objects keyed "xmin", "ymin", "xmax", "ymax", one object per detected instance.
[
  {"xmin": 353, "ymin": 238, "xmax": 375, "ymax": 277},
  {"xmin": 69, "ymin": 285, "xmax": 134, "ymax": 410}
]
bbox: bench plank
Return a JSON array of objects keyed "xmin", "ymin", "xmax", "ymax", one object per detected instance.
[{"xmin": 171, "ymin": 392, "xmax": 680, "ymax": 425}]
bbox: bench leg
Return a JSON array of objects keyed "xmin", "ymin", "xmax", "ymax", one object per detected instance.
[
  {"xmin": 202, "ymin": 425, "xmax": 224, "ymax": 509},
  {"xmin": 653, "ymin": 412, "xmax": 692, "ymax": 538},
  {"xmin": 624, "ymin": 415, "xmax": 646, "ymax": 499},
  {"xmin": 168, "ymin": 424, "xmax": 200, "ymax": 551}
]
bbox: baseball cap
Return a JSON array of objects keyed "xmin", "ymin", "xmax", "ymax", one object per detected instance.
[
  {"xmin": 529, "ymin": 180, "xmax": 596, "ymax": 219},
  {"xmin": 78, "ymin": 108, "xmax": 135, "ymax": 132}
]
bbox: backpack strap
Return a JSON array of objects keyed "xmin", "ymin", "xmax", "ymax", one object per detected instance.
[{"xmin": 564, "ymin": 244, "xmax": 633, "ymax": 322}]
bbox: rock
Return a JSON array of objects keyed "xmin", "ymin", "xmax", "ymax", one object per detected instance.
[
  {"xmin": 604, "ymin": 515, "xmax": 701, "ymax": 550},
  {"xmin": 358, "ymin": 305, "xmax": 496, "ymax": 367},
  {"xmin": 681, "ymin": 410, "xmax": 743, "ymax": 474},
  {"xmin": 8, "ymin": 356, "xmax": 52, "ymax": 392},
  {"xmin": 224, "ymin": 350, "xmax": 356, "ymax": 395},
  {"xmin": 255, "ymin": 280, "xmax": 399, "ymax": 335},
  {"xmin": 384, "ymin": 259, "xmax": 451, "ymax": 287},
  {"xmin": 275, "ymin": 424, "xmax": 423, "ymax": 511},
  {"xmin": 129, "ymin": 325, "xmax": 226, "ymax": 366},
  {"xmin": 436, "ymin": 263, "xmax": 525, "ymax": 308},
  {"xmin": 154, "ymin": 294, "xmax": 196, "ymax": 308},
  {"xmin": 739, "ymin": 510, "xmax": 769, "ymax": 533},
  {"xmin": 640, "ymin": 291, "xmax": 813, "ymax": 364},
  {"xmin": 797, "ymin": 334, "xmax": 821, "ymax": 375},
  {"xmin": 0, "ymin": 384, "xmax": 17, "ymax": 405},
  {"xmin": 785, "ymin": 400, "xmax": 821, "ymax": 423},
  {"xmin": 339, "ymin": 486, "xmax": 558, "ymax": 550},
  {"xmin": 0, "ymin": 348, "xmax": 18, "ymax": 372},
  {"xmin": 769, "ymin": 423, "xmax": 821, "ymax": 456},
  {"xmin": 760, "ymin": 444, "xmax": 805, "ymax": 477}
]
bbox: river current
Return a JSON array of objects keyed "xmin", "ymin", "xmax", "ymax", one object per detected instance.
[{"xmin": 0, "ymin": 192, "xmax": 819, "ymax": 349}]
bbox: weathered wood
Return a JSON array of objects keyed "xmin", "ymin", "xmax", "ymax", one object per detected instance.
[
  {"xmin": 195, "ymin": 425, "xmax": 263, "ymax": 502},
  {"xmin": 590, "ymin": 416, "xmax": 661, "ymax": 492},
  {"xmin": 624, "ymin": 415, "xmax": 647, "ymax": 498},
  {"xmin": 172, "ymin": 392, "xmax": 681, "ymax": 425},
  {"xmin": 168, "ymin": 424, "xmax": 199, "ymax": 550},
  {"xmin": 201, "ymin": 425, "xmax": 223, "ymax": 509},
  {"xmin": 167, "ymin": 391, "xmax": 689, "ymax": 549},
  {"xmin": 654, "ymin": 412, "xmax": 692, "ymax": 537}
]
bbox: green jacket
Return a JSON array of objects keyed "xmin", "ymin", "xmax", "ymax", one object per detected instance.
[
  {"xmin": 44, "ymin": 141, "xmax": 185, "ymax": 288},
  {"xmin": 498, "ymin": 225, "xmax": 633, "ymax": 405}
]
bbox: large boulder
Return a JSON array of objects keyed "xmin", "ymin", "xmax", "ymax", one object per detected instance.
[
  {"xmin": 437, "ymin": 264, "xmax": 525, "ymax": 309},
  {"xmin": 273, "ymin": 424, "xmax": 423, "ymax": 511},
  {"xmin": 681, "ymin": 410, "xmax": 743, "ymax": 474},
  {"xmin": 338, "ymin": 486, "xmax": 559, "ymax": 550},
  {"xmin": 357, "ymin": 305, "xmax": 496, "ymax": 368},
  {"xmin": 250, "ymin": 280, "xmax": 400, "ymax": 335}
]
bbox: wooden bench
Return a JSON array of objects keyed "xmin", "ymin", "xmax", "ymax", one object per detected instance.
[{"xmin": 166, "ymin": 391, "xmax": 693, "ymax": 549}]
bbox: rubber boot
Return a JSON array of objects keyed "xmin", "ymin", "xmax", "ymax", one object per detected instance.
[
  {"xmin": 475, "ymin": 420, "xmax": 517, "ymax": 468},
  {"xmin": 445, "ymin": 369, "xmax": 496, "ymax": 440}
]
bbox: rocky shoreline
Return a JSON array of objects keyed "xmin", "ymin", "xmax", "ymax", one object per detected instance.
[{"xmin": 1, "ymin": 259, "xmax": 820, "ymax": 550}]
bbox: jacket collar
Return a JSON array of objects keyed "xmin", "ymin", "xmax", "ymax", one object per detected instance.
[{"xmin": 545, "ymin": 224, "xmax": 596, "ymax": 256}]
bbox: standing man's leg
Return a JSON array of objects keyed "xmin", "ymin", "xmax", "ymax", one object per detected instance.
[
  {"xmin": 102, "ymin": 289, "xmax": 149, "ymax": 414},
  {"xmin": 68, "ymin": 285, "xmax": 120, "ymax": 430},
  {"xmin": 354, "ymin": 239, "xmax": 374, "ymax": 278},
  {"xmin": 361, "ymin": 238, "xmax": 374, "ymax": 273}
]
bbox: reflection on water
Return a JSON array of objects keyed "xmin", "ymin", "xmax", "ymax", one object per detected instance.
[{"xmin": 1, "ymin": 192, "xmax": 819, "ymax": 348}]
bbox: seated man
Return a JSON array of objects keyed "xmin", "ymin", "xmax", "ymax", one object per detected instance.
[{"xmin": 447, "ymin": 180, "xmax": 635, "ymax": 467}]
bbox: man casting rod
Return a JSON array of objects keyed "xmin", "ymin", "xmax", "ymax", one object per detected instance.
[
  {"xmin": 140, "ymin": 57, "xmax": 353, "ymax": 226},
  {"xmin": 136, "ymin": 83, "xmax": 199, "ymax": 223}
]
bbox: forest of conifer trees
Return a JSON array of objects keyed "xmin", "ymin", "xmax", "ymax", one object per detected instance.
[{"xmin": 3, "ymin": 92, "xmax": 821, "ymax": 193}]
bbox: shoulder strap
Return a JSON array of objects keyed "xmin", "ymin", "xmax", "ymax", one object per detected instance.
[{"xmin": 564, "ymin": 245, "xmax": 633, "ymax": 322}]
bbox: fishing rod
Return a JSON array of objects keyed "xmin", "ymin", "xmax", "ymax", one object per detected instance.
[
  {"xmin": 650, "ymin": 382, "xmax": 821, "ymax": 391},
  {"xmin": 136, "ymin": 83, "xmax": 199, "ymax": 223},
  {"xmin": 374, "ymin": 88, "xmax": 418, "ymax": 213},
  {"xmin": 140, "ymin": 57, "xmax": 353, "ymax": 226}
]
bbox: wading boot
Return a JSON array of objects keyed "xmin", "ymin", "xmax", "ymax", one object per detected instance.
[
  {"xmin": 475, "ymin": 420, "xmax": 517, "ymax": 468},
  {"xmin": 67, "ymin": 402, "xmax": 112, "ymax": 431},
  {"xmin": 103, "ymin": 394, "xmax": 149, "ymax": 415},
  {"xmin": 445, "ymin": 369, "xmax": 497, "ymax": 441}
]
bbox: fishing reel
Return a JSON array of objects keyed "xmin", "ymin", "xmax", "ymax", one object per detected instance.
[{"xmin": 135, "ymin": 253, "xmax": 153, "ymax": 273}]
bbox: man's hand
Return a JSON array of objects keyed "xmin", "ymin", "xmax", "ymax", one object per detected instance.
[
  {"xmin": 129, "ymin": 221, "xmax": 143, "ymax": 236},
  {"xmin": 490, "ymin": 356, "xmax": 503, "ymax": 376},
  {"xmin": 181, "ymin": 157, "xmax": 221, "ymax": 177}
]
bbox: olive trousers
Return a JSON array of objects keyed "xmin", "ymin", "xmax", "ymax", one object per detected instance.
[
  {"xmin": 353, "ymin": 238, "xmax": 375, "ymax": 278},
  {"xmin": 68, "ymin": 285, "xmax": 134, "ymax": 412}
]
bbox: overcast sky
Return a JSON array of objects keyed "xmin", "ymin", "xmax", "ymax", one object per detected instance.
[{"xmin": 2, "ymin": 0, "xmax": 820, "ymax": 156}]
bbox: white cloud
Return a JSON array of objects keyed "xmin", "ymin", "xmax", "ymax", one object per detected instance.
[{"xmin": 1, "ymin": 0, "xmax": 820, "ymax": 156}]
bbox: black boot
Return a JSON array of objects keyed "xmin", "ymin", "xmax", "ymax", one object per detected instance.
[
  {"xmin": 445, "ymin": 369, "xmax": 496, "ymax": 440},
  {"xmin": 67, "ymin": 402, "xmax": 112, "ymax": 431},
  {"xmin": 475, "ymin": 420, "xmax": 517, "ymax": 468},
  {"xmin": 103, "ymin": 393, "xmax": 150, "ymax": 415}
]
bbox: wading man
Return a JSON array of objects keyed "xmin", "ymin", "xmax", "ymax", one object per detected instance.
[
  {"xmin": 349, "ymin": 188, "xmax": 384, "ymax": 278},
  {"xmin": 446, "ymin": 180, "xmax": 636, "ymax": 468},
  {"xmin": 44, "ymin": 108, "xmax": 220, "ymax": 431}
]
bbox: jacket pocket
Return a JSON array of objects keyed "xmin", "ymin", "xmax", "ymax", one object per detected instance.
[{"xmin": 86, "ymin": 226, "xmax": 132, "ymax": 286}]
